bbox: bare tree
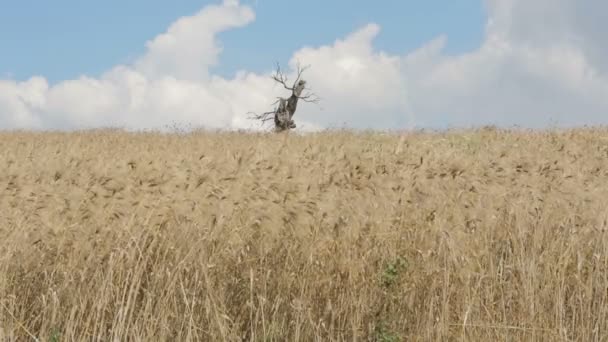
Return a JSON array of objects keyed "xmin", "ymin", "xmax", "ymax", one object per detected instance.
[{"xmin": 249, "ymin": 63, "xmax": 319, "ymax": 132}]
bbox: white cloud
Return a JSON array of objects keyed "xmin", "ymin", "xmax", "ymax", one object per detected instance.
[
  {"xmin": 1, "ymin": 0, "xmax": 607, "ymax": 131},
  {"xmin": 135, "ymin": 0, "xmax": 254, "ymax": 81},
  {"xmin": 401, "ymin": 0, "xmax": 608, "ymax": 128},
  {"xmin": 0, "ymin": 0, "xmax": 274, "ymax": 131},
  {"xmin": 288, "ymin": 23, "xmax": 412, "ymax": 129}
]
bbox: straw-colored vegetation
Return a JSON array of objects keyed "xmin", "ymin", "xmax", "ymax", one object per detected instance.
[{"xmin": 1, "ymin": 128, "xmax": 608, "ymax": 341}]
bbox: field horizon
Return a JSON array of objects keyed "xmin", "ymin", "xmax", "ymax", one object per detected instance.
[{"xmin": 2, "ymin": 128, "xmax": 608, "ymax": 341}]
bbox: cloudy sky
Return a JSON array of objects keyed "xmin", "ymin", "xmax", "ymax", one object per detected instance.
[{"xmin": 1, "ymin": 0, "xmax": 607, "ymax": 131}]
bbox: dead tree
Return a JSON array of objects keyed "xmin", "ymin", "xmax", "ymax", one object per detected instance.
[{"xmin": 249, "ymin": 63, "xmax": 319, "ymax": 132}]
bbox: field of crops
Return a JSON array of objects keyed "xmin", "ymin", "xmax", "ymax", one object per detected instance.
[{"xmin": 1, "ymin": 128, "xmax": 608, "ymax": 341}]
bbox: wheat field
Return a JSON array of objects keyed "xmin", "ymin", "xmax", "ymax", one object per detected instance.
[{"xmin": 1, "ymin": 128, "xmax": 608, "ymax": 341}]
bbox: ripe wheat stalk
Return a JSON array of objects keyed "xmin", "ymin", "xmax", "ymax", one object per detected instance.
[{"xmin": 1, "ymin": 127, "xmax": 607, "ymax": 341}]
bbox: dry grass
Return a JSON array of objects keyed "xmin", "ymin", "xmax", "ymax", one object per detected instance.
[{"xmin": 1, "ymin": 127, "xmax": 608, "ymax": 341}]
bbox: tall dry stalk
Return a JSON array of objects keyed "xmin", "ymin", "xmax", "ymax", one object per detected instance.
[{"xmin": 1, "ymin": 128, "xmax": 608, "ymax": 341}]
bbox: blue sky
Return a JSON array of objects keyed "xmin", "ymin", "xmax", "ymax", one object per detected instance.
[
  {"xmin": 1, "ymin": 0, "xmax": 484, "ymax": 83},
  {"xmin": 1, "ymin": 0, "xmax": 607, "ymax": 131}
]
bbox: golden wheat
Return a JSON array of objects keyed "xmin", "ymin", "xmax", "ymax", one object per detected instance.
[{"xmin": 1, "ymin": 127, "xmax": 608, "ymax": 341}]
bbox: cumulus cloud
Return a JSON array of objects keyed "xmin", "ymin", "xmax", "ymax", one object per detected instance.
[
  {"xmin": 0, "ymin": 0, "xmax": 275, "ymax": 131},
  {"xmin": 287, "ymin": 23, "xmax": 411, "ymax": 129},
  {"xmin": 1, "ymin": 0, "xmax": 607, "ymax": 131},
  {"xmin": 135, "ymin": 0, "xmax": 254, "ymax": 80},
  {"xmin": 333, "ymin": 0, "xmax": 605, "ymax": 129},
  {"xmin": 411, "ymin": 0, "xmax": 608, "ymax": 128}
]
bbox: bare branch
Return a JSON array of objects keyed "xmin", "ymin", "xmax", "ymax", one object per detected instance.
[
  {"xmin": 247, "ymin": 97, "xmax": 287, "ymax": 124},
  {"xmin": 299, "ymin": 94, "xmax": 320, "ymax": 103},
  {"xmin": 247, "ymin": 110, "xmax": 276, "ymax": 123},
  {"xmin": 292, "ymin": 62, "xmax": 311, "ymax": 88},
  {"xmin": 271, "ymin": 62, "xmax": 293, "ymax": 91},
  {"xmin": 298, "ymin": 88, "xmax": 320, "ymax": 103}
]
